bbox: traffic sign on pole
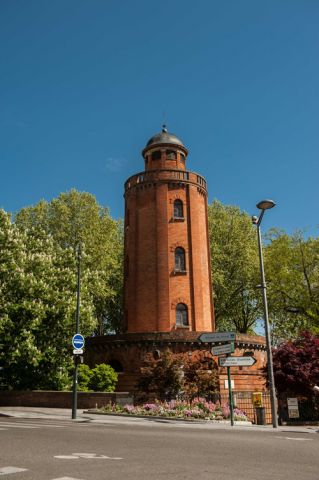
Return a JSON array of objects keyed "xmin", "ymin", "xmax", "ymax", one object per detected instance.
[
  {"xmin": 73, "ymin": 348, "xmax": 83, "ymax": 355},
  {"xmin": 218, "ymin": 356, "xmax": 257, "ymax": 367},
  {"xmin": 211, "ymin": 343, "xmax": 233, "ymax": 356},
  {"xmin": 72, "ymin": 334, "xmax": 85, "ymax": 350},
  {"xmin": 198, "ymin": 332, "xmax": 236, "ymax": 343}
]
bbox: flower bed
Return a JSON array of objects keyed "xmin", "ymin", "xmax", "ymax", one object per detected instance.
[{"xmin": 99, "ymin": 398, "xmax": 249, "ymax": 421}]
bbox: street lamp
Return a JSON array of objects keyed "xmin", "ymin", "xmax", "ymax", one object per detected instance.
[{"xmin": 252, "ymin": 199, "xmax": 278, "ymax": 428}]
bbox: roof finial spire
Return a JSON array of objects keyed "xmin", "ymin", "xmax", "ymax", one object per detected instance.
[{"xmin": 162, "ymin": 124, "xmax": 168, "ymax": 133}]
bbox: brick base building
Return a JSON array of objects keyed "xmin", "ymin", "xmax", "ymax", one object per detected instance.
[{"xmin": 85, "ymin": 332, "xmax": 267, "ymax": 396}]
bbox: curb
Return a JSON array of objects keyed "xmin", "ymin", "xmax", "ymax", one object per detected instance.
[{"xmin": 83, "ymin": 410, "xmax": 252, "ymax": 425}]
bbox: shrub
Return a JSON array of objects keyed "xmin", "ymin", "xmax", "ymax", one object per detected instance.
[
  {"xmin": 78, "ymin": 364, "xmax": 93, "ymax": 391},
  {"xmin": 88, "ymin": 364, "xmax": 118, "ymax": 392},
  {"xmin": 138, "ymin": 351, "xmax": 219, "ymax": 402},
  {"xmin": 137, "ymin": 351, "xmax": 184, "ymax": 401}
]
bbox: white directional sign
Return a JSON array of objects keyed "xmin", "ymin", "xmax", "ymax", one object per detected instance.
[
  {"xmin": 218, "ymin": 356, "xmax": 256, "ymax": 367},
  {"xmin": 199, "ymin": 332, "xmax": 236, "ymax": 343},
  {"xmin": 211, "ymin": 343, "xmax": 233, "ymax": 356}
]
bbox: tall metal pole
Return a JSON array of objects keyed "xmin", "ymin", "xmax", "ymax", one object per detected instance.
[
  {"xmin": 227, "ymin": 366, "xmax": 234, "ymax": 426},
  {"xmin": 256, "ymin": 218, "xmax": 278, "ymax": 428},
  {"xmin": 72, "ymin": 243, "xmax": 81, "ymax": 420}
]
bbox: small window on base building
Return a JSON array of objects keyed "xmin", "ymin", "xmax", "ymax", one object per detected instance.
[{"xmin": 176, "ymin": 303, "xmax": 188, "ymax": 326}]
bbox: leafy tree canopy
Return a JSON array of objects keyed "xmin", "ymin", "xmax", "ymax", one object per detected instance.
[
  {"xmin": 15, "ymin": 189, "xmax": 124, "ymax": 334},
  {"xmin": 265, "ymin": 230, "xmax": 319, "ymax": 340},
  {"xmin": 208, "ymin": 200, "xmax": 261, "ymax": 333},
  {"xmin": 0, "ymin": 209, "xmax": 96, "ymax": 390}
]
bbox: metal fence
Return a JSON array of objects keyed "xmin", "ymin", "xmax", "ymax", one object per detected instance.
[
  {"xmin": 278, "ymin": 395, "xmax": 319, "ymax": 424},
  {"xmin": 218, "ymin": 391, "xmax": 272, "ymax": 424},
  {"xmin": 218, "ymin": 392, "xmax": 319, "ymax": 425}
]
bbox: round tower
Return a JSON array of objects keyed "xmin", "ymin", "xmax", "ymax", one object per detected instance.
[{"xmin": 123, "ymin": 126, "xmax": 215, "ymax": 333}]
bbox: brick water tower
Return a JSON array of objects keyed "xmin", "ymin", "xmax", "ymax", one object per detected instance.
[
  {"xmin": 86, "ymin": 126, "xmax": 268, "ymax": 398},
  {"xmin": 123, "ymin": 126, "xmax": 215, "ymax": 333}
]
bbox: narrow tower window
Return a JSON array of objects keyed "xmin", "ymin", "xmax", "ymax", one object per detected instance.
[
  {"xmin": 176, "ymin": 303, "xmax": 188, "ymax": 326},
  {"xmin": 174, "ymin": 199, "xmax": 184, "ymax": 219},
  {"xmin": 175, "ymin": 247, "xmax": 186, "ymax": 272},
  {"xmin": 151, "ymin": 150, "xmax": 161, "ymax": 160},
  {"xmin": 166, "ymin": 149, "xmax": 177, "ymax": 160}
]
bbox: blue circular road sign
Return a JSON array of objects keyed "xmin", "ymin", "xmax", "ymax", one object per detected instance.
[{"xmin": 72, "ymin": 333, "xmax": 85, "ymax": 350}]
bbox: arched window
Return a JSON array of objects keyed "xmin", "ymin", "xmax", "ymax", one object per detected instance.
[
  {"xmin": 166, "ymin": 149, "xmax": 177, "ymax": 160},
  {"xmin": 108, "ymin": 360, "xmax": 124, "ymax": 373},
  {"xmin": 174, "ymin": 199, "xmax": 184, "ymax": 219},
  {"xmin": 175, "ymin": 247, "xmax": 185, "ymax": 272},
  {"xmin": 151, "ymin": 150, "xmax": 161, "ymax": 160},
  {"xmin": 176, "ymin": 303, "xmax": 188, "ymax": 326}
]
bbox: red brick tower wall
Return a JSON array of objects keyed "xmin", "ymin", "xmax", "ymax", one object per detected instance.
[{"xmin": 124, "ymin": 128, "xmax": 215, "ymax": 333}]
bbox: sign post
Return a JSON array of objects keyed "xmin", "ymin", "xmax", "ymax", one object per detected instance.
[
  {"xmin": 287, "ymin": 398, "xmax": 299, "ymax": 419},
  {"xmin": 198, "ymin": 332, "xmax": 236, "ymax": 343},
  {"xmin": 198, "ymin": 333, "xmax": 237, "ymax": 426},
  {"xmin": 218, "ymin": 356, "xmax": 257, "ymax": 367},
  {"xmin": 72, "ymin": 244, "xmax": 82, "ymax": 420},
  {"xmin": 227, "ymin": 365, "xmax": 234, "ymax": 426},
  {"xmin": 218, "ymin": 355, "xmax": 257, "ymax": 426},
  {"xmin": 211, "ymin": 343, "xmax": 234, "ymax": 356}
]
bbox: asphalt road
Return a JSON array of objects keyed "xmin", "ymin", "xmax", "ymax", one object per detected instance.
[{"xmin": 0, "ymin": 416, "xmax": 318, "ymax": 480}]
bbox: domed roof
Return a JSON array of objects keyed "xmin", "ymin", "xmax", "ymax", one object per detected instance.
[{"xmin": 146, "ymin": 125, "xmax": 185, "ymax": 148}]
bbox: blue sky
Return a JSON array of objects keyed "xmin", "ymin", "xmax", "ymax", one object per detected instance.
[{"xmin": 1, "ymin": 0, "xmax": 318, "ymax": 235}]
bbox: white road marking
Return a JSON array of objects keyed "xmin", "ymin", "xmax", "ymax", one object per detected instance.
[
  {"xmin": 0, "ymin": 466, "xmax": 28, "ymax": 475},
  {"xmin": 0, "ymin": 421, "xmax": 72, "ymax": 429},
  {"xmin": 0, "ymin": 424, "xmax": 39, "ymax": 429},
  {"xmin": 276, "ymin": 436, "xmax": 312, "ymax": 441},
  {"xmin": 73, "ymin": 452, "xmax": 123, "ymax": 460},
  {"xmin": 55, "ymin": 452, "xmax": 123, "ymax": 460},
  {"xmin": 52, "ymin": 477, "xmax": 84, "ymax": 480},
  {"xmin": 54, "ymin": 456, "xmax": 79, "ymax": 459}
]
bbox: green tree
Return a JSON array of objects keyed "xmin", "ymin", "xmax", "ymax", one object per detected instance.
[
  {"xmin": 265, "ymin": 230, "xmax": 319, "ymax": 340},
  {"xmin": 15, "ymin": 189, "xmax": 124, "ymax": 333},
  {"xmin": 208, "ymin": 200, "xmax": 261, "ymax": 333},
  {"xmin": 88, "ymin": 364, "xmax": 118, "ymax": 392},
  {"xmin": 0, "ymin": 209, "xmax": 96, "ymax": 390}
]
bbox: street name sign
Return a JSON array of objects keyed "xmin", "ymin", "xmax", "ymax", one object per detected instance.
[
  {"xmin": 198, "ymin": 332, "xmax": 236, "ymax": 343},
  {"xmin": 211, "ymin": 343, "xmax": 233, "ymax": 356},
  {"xmin": 218, "ymin": 356, "xmax": 257, "ymax": 367},
  {"xmin": 72, "ymin": 333, "xmax": 85, "ymax": 350}
]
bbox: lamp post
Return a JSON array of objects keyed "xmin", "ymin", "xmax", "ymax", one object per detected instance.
[
  {"xmin": 72, "ymin": 243, "xmax": 82, "ymax": 420},
  {"xmin": 252, "ymin": 200, "xmax": 278, "ymax": 428}
]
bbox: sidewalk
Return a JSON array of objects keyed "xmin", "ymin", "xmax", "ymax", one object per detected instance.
[{"xmin": 0, "ymin": 406, "xmax": 318, "ymax": 433}]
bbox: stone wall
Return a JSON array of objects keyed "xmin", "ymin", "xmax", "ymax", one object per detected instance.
[{"xmin": 0, "ymin": 391, "xmax": 133, "ymax": 409}]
